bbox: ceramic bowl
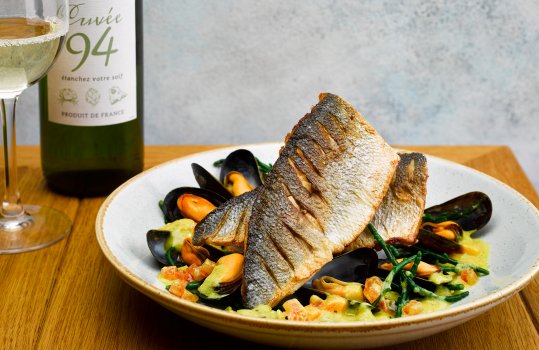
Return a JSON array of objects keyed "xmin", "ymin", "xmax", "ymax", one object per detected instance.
[{"xmin": 96, "ymin": 143, "xmax": 539, "ymax": 349}]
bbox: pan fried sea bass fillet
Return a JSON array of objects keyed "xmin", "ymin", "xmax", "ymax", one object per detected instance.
[
  {"xmin": 343, "ymin": 152, "xmax": 428, "ymax": 252},
  {"xmin": 194, "ymin": 152, "xmax": 428, "ymax": 258},
  {"xmin": 241, "ymin": 93, "xmax": 399, "ymax": 308}
]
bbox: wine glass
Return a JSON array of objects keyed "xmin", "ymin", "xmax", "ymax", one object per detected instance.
[{"xmin": 0, "ymin": 0, "xmax": 71, "ymax": 253}]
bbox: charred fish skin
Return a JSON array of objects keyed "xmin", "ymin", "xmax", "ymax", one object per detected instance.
[
  {"xmin": 346, "ymin": 152, "xmax": 428, "ymax": 251},
  {"xmin": 242, "ymin": 93, "xmax": 399, "ymax": 308},
  {"xmin": 192, "ymin": 188, "xmax": 260, "ymax": 252},
  {"xmin": 243, "ymin": 180, "xmax": 333, "ymax": 308},
  {"xmin": 275, "ymin": 93, "xmax": 400, "ymax": 253}
]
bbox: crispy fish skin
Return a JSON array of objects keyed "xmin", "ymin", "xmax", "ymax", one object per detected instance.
[
  {"xmin": 192, "ymin": 188, "xmax": 259, "ymax": 253},
  {"xmin": 345, "ymin": 152, "xmax": 428, "ymax": 251},
  {"xmin": 242, "ymin": 93, "xmax": 399, "ymax": 308}
]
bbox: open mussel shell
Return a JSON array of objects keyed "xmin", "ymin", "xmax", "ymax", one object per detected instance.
[
  {"xmin": 162, "ymin": 187, "xmax": 227, "ymax": 223},
  {"xmin": 424, "ymin": 191, "xmax": 493, "ymax": 231},
  {"xmin": 146, "ymin": 229, "xmax": 226, "ymax": 266},
  {"xmin": 303, "ymin": 248, "xmax": 379, "ymax": 289},
  {"xmin": 147, "ymin": 229, "xmax": 181, "ymax": 265},
  {"xmin": 219, "ymin": 149, "xmax": 263, "ymax": 188},
  {"xmin": 213, "ymin": 277, "xmax": 242, "ymax": 296},
  {"xmin": 276, "ymin": 248, "xmax": 378, "ymax": 307},
  {"xmin": 196, "ymin": 253, "xmax": 244, "ymax": 301},
  {"xmin": 195, "ymin": 288, "xmax": 244, "ymax": 310},
  {"xmin": 416, "ymin": 228, "xmax": 461, "ymax": 253},
  {"xmin": 191, "ymin": 163, "xmax": 233, "ymax": 200},
  {"xmin": 196, "ymin": 278, "xmax": 242, "ymax": 302}
]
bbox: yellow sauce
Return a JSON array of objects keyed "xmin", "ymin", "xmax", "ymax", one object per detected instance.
[
  {"xmin": 450, "ymin": 230, "xmax": 490, "ymax": 270},
  {"xmin": 230, "ymin": 294, "xmax": 450, "ymax": 322},
  {"xmin": 226, "ymin": 232, "xmax": 489, "ymax": 322},
  {"xmin": 232, "ymin": 305, "xmax": 286, "ymax": 320},
  {"xmin": 162, "ymin": 219, "xmax": 196, "ymax": 251},
  {"xmin": 421, "ymin": 298, "xmax": 450, "ymax": 313},
  {"xmin": 198, "ymin": 264, "xmax": 228, "ymax": 299},
  {"xmin": 156, "ymin": 228, "xmax": 489, "ymax": 322}
]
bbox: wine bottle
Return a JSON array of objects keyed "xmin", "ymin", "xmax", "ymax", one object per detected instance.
[{"xmin": 39, "ymin": 0, "xmax": 143, "ymax": 196}]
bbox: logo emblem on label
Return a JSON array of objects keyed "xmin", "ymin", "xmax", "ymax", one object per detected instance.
[
  {"xmin": 86, "ymin": 88, "xmax": 100, "ymax": 106},
  {"xmin": 58, "ymin": 88, "xmax": 78, "ymax": 105},
  {"xmin": 109, "ymin": 86, "xmax": 127, "ymax": 105}
]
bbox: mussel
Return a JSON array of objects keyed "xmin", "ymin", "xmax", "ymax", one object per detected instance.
[
  {"xmin": 147, "ymin": 219, "xmax": 197, "ymax": 265},
  {"xmin": 304, "ymin": 248, "xmax": 379, "ymax": 289},
  {"xmin": 191, "ymin": 163, "xmax": 233, "ymax": 200},
  {"xmin": 151, "ymin": 149, "xmax": 267, "ymax": 268},
  {"xmin": 422, "ymin": 191, "xmax": 492, "ymax": 231},
  {"xmin": 219, "ymin": 149, "xmax": 263, "ymax": 191},
  {"xmin": 197, "ymin": 253, "xmax": 244, "ymax": 299},
  {"xmin": 311, "ymin": 276, "xmax": 365, "ymax": 302},
  {"xmin": 147, "ymin": 219, "xmax": 225, "ymax": 266},
  {"xmin": 161, "ymin": 187, "xmax": 227, "ymax": 223},
  {"xmin": 283, "ymin": 248, "xmax": 379, "ymax": 305},
  {"xmin": 418, "ymin": 192, "xmax": 492, "ymax": 253},
  {"xmin": 416, "ymin": 226, "xmax": 461, "ymax": 253},
  {"xmin": 191, "ymin": 149, "xmax": 264, "ymax": 200},
  {"xmin": 272, "ymin": 249, "xmax": 381, "ymax": 307}
]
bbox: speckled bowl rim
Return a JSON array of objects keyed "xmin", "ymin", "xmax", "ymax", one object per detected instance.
[{"xmin": 96, "ymin": 143, "xmax": 539, "ymax": 333}]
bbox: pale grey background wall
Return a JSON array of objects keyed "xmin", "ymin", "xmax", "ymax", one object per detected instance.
[{"xmin": 17, "ymin": 0, "xmax": 539, "ymax": 190}]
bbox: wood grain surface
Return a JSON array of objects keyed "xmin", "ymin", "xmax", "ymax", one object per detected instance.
[{"xmin": 0, "ymin": 145, "xmax": 537, "ymax": 350}]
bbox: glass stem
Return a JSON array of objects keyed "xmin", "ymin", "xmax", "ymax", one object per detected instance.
[{"xmin": 0, "ymin": 97, "xmax": 24, "ymax": 218}]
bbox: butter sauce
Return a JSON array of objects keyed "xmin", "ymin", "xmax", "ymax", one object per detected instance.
[
  {"xmin": 154, "ymin": 223, "xmax": 489, "ymax": 322},
  {"xmin": 226, "ymin": 231, "xmax": 488, "ymax": 322},
  {"xmin": 451, "ymin": 230, "xmax": 490, "ymax": 270}
]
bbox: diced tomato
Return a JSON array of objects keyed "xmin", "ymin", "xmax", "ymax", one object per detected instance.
[
  {"xmin": 168, "ymin": 280, "xmax": 188, "ymax": 297},
  {"xmin": 304, "ymin": 305, "xmax": 322, "ymax": 321},
  {"xmin": 187, "ymin": 260, "xmax": 215, "ymax": 281},
  {"xmin": 283, "ymin": 299, "xmax": 308, "ymax": 321},
  {"xmin": 160, "ymin": 266, "xmax": 179, "ymax": 280},
  {"xmin": 176, "ymin": 268, "xmax": 194, "ymax": 282},
  {"xmin": 161, "ymin": 265, "xmax": 195, "ymax": 284},
  {"xmin": 461, "ymin": 268, "xmax": 478, "ymax": 285},
  {"xmin": 168, "ymin": 280, "xmax": 199, "ymax": 302},
  {"xmin": 321, "ymin": 295, "xmax": 348, "ymax": 313},
  {"xmin": 364, "ymin": 276, "xmax": 383, "ymax": 304},
  {"xmin": 403, "ymin": 300, "xmax": 423, "ymax": 316}
]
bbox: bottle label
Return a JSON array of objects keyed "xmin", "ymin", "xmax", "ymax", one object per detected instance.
[{"xmin": 46, "ymin": 1, "xmax": 136, "ymax": 126}]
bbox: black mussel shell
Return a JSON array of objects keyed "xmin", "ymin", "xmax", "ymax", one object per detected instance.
[
  {"xmin": 303, "ymin": 248, "xmax": 379, "ymax": 289},
  {"xmin": 146, "ymin": 229, "xmax": 225, "ymax": 266},
  {"xmin": 424, "ymin": 191, "xmax": 492, "ymax": 231},
  {"xmin": 416, "ymin": 228, "xmax": 461, "ymax": 253},
  {"xmin": 219, "ymin": 149, "xmax": 263, "ymax": 188},
  {"xmin": 213, "ymin": 279, "xmax": 242, "ymax": 296},
  {"xmin": 162, "ymin": 187, "xmax": 227, "ymax": 223},
  {"xmin": 191, "ymin": 163, "xmax": 233, "ymax": 200},
  {"xmin": 147, "ymin": 229, "xmax": 181, "ymax": 265},
  {"xmin": 204, "ymin": 244, "xmax": 230, "ymax": 262},
  {"xmin": 194, "ymin": 288, "xmax": 244, "ymax": 310}
]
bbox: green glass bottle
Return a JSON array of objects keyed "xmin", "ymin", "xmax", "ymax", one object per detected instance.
[{"xmin": 39, "ymin": 0, "xmax": 143, "ymax": 196}]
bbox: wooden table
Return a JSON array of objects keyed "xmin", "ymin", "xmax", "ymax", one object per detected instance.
[{"xmin": 1, "ymin": 145, "xmax": 538, "ymax": 349}]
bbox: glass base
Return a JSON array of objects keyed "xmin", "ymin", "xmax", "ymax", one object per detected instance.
[{"xmin": 0, "ymin": 204, "xmax": 72, "ymax": 254}]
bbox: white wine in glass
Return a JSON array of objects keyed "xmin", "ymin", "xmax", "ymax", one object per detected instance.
[{"xmin": 0, "ymin": 0, "xmax": 72, "ymax": 253}]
